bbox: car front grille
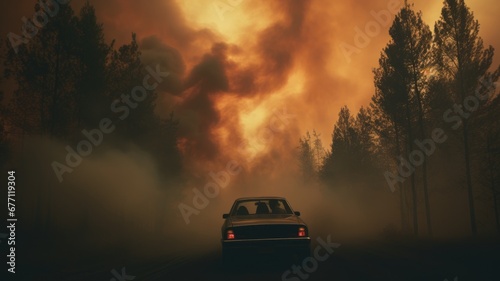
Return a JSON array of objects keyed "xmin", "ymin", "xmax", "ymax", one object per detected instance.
[{"xmin": 233, "ymin": 225, "xmax": 301, "ymax": 239}]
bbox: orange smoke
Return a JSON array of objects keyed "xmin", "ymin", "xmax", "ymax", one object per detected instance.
[{"xmin": 69, "ymin": 0, "xmax": 500, "ymax": 174}]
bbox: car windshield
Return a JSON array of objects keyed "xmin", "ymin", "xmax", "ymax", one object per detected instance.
[{"xmin": 231, "ymin": 199, "xmax": 293, "ymax": 216}]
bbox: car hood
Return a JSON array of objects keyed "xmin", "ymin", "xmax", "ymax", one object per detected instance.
[{"xmin": 228, "ymin": 215, "xmax": 303, "ymax": 227}]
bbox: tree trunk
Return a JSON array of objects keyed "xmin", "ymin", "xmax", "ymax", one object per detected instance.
[
  {"xmin": 494, "ymin": 193, "xmax": 500, "ymax": 236},
  {"xmin": 486, "ymin": 135, "xmax": 500, "ymax": 236},
  {"xmin": 405, "ymin": 102, "xmax": 418, "ymax": 235},
  {"xmin": 393, "ymin": 120, "xmax": 407, "ymax": 233},
  {"xmin": 457, "ymin": 64, "xmax": 477, "ymax": 236},
  {"xmin": 413, "ymin": 77, "xmax": 432, "ymax": 236},
  {"xmin": 493, "ymin": 186, "xmax": 500, "ymax": 236},
  {"xmin": 462, "ymin": 121, "xmax": 477, "ymax": 236}
]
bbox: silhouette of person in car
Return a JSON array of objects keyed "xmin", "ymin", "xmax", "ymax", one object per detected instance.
[{"xmin": 269, "ymin": 199, "xmax": 286, "ymax": 214}]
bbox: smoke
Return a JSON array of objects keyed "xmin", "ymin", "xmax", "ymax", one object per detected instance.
[
  {"xmin": 19, "ymin": 136, "xmax": 226, "ymax": 258},
  {"xmin": 18, "ymin": 132, "xmax": 398, "ymax": 266},
  {"xmin": 4, "ymin": 0, "xmax": 498, "ymax": 165},
  {"xmin": 140, "ymin": 36, "xmax": 186, "ymax": 95}
]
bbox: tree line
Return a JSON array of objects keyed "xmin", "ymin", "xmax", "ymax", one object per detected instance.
[
  {"xmin": 0, "ymin": 2, "xmax": 183, "ymax": 235},
  {"xmin": 299, "ymin": 0, "xmax": 500, "ymax": 237},
  {"xmin": 1, "ymin": 2, "xmax": 182, "ymax": 181}
]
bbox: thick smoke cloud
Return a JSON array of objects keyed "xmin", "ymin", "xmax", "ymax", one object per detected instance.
[
  {"xmin": 178, "ymin": 42, "xmax": 229, "ymax": 160},
  {"xmin": 3, "ymin": 0, "xmax": 498, "ymax": 164}
]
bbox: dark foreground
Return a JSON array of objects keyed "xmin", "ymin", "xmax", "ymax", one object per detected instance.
[{"xmin": 9, "ymin": 238, "xmax": 500, "ymax": 281}]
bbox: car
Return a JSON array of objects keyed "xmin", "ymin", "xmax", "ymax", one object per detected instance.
[{"xmin": 221, "ymin": 196, "xmax": 311, "ymax": 264}]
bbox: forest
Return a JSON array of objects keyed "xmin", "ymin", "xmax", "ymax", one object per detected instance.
[
  {"xmin": 0, "ymin": 0, "xmax": 498, "ymax": 248},
  {"xmin": 297, "ymin": 1, "xmax": 500, "ymax": 237}
]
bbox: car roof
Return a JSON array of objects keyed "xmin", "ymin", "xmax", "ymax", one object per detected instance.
[{"xmin": 235, "ymin": 196, "xmax": 286, "ymax": 201}]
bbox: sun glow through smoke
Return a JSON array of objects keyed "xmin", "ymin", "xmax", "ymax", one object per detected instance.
[{"xmin": 160, "ymin": 0, "xmax": 500, "ymax": 170}]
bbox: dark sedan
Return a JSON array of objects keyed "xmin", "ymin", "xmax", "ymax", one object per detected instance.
[{"xmin": 221, "ymin": 197, "xmax": 311, "ymax": 263}]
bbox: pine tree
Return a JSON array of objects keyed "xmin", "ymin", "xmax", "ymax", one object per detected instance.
[
  {"xmin": 312, "ymin": 130, "xmax": 326, "ymax": 173},
  {"xmin": 298, "ymin": 132, "xmax": 316, "ymax": 181},
  {"xmin": 4, "ymin": 4, "xmax": 79, "ymax": 137},
  {"xmin": 390, "ymin": 2, "xmax": 434, "ymax": 236},
  {"xmin": 433, "ymin": 0, "xmax": 500, "ymax": 236}
]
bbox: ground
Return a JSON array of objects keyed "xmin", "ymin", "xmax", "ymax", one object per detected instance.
[{"xmin": 13, "ymin": 236, "xmax": 500, "ymax": 281}]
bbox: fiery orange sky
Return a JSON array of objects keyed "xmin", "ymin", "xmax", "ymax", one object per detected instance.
[{"xmin": 2, "ymin": 0, "xmax": 499, "ymax": 172}]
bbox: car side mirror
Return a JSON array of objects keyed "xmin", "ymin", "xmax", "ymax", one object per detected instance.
[
  {"xmin": 294, "ymin": 211, "xmax": 301, "ymax": 216},
  {"xmin": 222, "ymin": 214, "xmax": 229, "ymax": 219}
]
